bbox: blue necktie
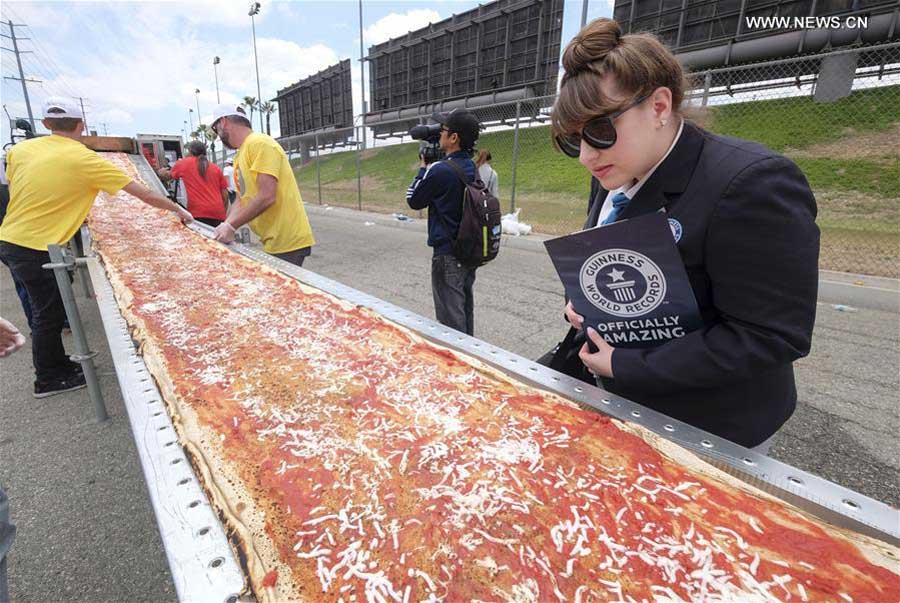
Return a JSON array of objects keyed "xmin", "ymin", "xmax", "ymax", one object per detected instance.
[{"xmin": 602, "ymin": 191, "xmax": 631, "ymax": 225}]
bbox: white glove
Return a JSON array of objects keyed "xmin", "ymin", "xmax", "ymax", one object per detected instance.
[{"xmin": 213, "ymin": 221, "xmax": 236, "ymax": 243}]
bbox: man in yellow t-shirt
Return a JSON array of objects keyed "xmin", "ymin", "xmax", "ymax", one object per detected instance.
[
  {"xmin": 0, "ymin": 96, "xmax": 193, "ymax": 398},
  {"xmin": 209, "ymin": 103, "xmax": 314, "ymax": 266}
]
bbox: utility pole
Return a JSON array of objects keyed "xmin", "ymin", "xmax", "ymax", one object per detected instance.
[
  {"xmin": 194, "ymin": 88, "xmax": 204, "ymax": 142},
  {"xmin": 79, "ymin": 97, "xmax": 88, "ymax": 131},
  {"xmin": 581, "ymin": 0, "xmax": 589, "ymax": 28},
  {"xmin": 2, "ymin": 20, "xmax": 40, "ymax": 129},
  {"xmin": 358, "ymin": 0, "xmax": 366, "ymax": 150},
  {"xmin": 213, "ymin": 56, "xmax": 221, "ymax": 103},
  {"xmin": 249, "ymin": 2, "xmax": 264, "ymax": 131},
  {"xmin": 101, "ymin": 122, "xmax": 108, "ymax": 135}
]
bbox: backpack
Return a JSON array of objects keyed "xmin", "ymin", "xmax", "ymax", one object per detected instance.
[{"xmin": 440, "ymin": 159, "xmax": 502, "ymax": 267}]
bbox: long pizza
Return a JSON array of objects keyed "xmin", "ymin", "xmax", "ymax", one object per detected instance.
[{"xmin": 90, "ymin": 153, "xmax": 899, "ymax": 602}]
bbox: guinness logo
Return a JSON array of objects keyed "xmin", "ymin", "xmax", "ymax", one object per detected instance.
[{"xmin": 579, "ymin": 249, "xmax": 667, "ymax": 318}]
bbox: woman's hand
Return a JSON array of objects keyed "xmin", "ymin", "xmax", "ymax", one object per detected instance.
[
  {"xmin": 578, "ymin": 327, "xmax": 615, "ymax": 378},
  {"xmin": 565, "ymin": 300, "xmax": 584, "ymax": 330}
]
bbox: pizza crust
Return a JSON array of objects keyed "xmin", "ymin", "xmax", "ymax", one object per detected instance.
[
  {"xmin": 88, "ymin": 156, "xmax": 899, "ymax": 601},
  {"xmin": 98, "ymin": 241, "xmax": 898, "ymax": 596}
]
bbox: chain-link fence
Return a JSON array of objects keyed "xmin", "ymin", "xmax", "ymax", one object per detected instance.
[{"xmin": 291, "ymin": 41, "xmax": 899, "ymax": 278}]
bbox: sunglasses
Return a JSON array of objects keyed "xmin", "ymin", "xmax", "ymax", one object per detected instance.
[{"xmin": 555, "ymin": 93, "xmax": 652, "ymax": 158}]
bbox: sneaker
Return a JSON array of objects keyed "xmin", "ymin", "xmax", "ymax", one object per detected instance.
[
  {"xmin": 33, "ymin": 372, "xmax": 87, "ymax": 399},
  {"xmin": 65, "ymin": 361, "xmax": 84, "ymax": 378}
]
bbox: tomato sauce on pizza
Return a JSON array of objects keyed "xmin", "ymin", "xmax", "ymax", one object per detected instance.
[{"xmin": 89, "ymin": 153, "xmax": 899, "ymax": 602}]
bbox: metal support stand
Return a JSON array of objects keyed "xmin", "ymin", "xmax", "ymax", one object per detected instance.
[
  {"xmin": 72, "ymin": 230, "xmax": 94, "ymax": 299},
  {"xmin": 315, "ymin": 133, "xmax": 322, "ymax": 205},
  {"xmin": 701, "ymin": 71, "xmax": 712, "ymax": 107},
  {"xmin": 509, "ymin": 101, "xmax": 522, "ymax": 213},
  {"xmin": 356, "ymin": 125, "xmax": 363, "ymax": 211},
  {"xmin": 44, "ymin": 244, "xmax": 108, "ymax": 422}
]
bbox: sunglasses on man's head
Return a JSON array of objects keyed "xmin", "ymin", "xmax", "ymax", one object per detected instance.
[{"xmin": 555, "ymin": 93, "xmax": 652, "ymax": 158}]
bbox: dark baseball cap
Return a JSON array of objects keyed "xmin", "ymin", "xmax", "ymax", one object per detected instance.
[{"xmin": 431, "ymin": 109, "xmax": 480, "ymax": 147}]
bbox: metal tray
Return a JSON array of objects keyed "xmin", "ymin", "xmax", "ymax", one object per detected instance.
[
  {"xmin": 85, "ymin": 153, "xmax": 898, "ymax": 600},
  {"xmin": 85, "ymin": 252, "xmax": 245, "ymax": 603}
]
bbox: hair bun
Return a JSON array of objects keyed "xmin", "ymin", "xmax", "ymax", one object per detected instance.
[{"xmin": 562, "ymin": 18, "xmax": 623, "ymax": 74}]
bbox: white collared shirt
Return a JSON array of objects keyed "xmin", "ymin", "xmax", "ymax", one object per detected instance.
[{"xmin": 596, "ymin": 119, "xmax": 685, "ymax": 226}]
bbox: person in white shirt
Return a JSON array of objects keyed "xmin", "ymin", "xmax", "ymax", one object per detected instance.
[
  {"xmin": 475, "ymin": 149, "xmax": 499, "ymax": 200},
  {"xmin": 222, "ymin": 159, "xmax": 236, "ymax": 205}
]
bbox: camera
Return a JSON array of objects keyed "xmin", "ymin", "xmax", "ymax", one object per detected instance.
[{"xmin": 409, "ymin": 123, "xmax": 445, "ymax": 164}]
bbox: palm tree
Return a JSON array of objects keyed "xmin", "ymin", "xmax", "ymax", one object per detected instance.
[
  {"xmin": 201, "ymin": 125, "xmax": 219, "ymax": 163},
  {"xmin": 260, "ymin": 101, "xmax": 277, "ymax": 135},
  {"xmin": 188, "ymin": 126, "xmax": 219, "ymax": 163},
  {"xmin": 242, "ymin": 96, "xmax": 258, "ymax": 126}
]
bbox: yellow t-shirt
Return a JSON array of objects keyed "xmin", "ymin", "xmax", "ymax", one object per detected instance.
[
  {"xmin": 233, "ymin": 132, "xmax": 314, "ymax": 254},
  {"xmin": 0, "ymin": 135, "xmax": 131, "ymax": 250}
]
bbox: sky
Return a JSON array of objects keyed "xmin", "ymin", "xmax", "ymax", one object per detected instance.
[{"xmin": 0, "ymin": 0, "xmax": 614, "ymax": 145}]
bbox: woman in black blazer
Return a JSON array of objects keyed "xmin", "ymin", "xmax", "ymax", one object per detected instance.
[{"xmin": 550, "ymin": 18, "xmax": 819, "ymax": 450}]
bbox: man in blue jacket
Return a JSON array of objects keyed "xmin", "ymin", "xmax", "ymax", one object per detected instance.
[{"xmin": 406, "ymin": 109, "xmax": 481, "ymax": 335}]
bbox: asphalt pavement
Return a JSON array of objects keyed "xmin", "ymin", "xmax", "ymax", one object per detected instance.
[{"xmin": 1, "ymin": 205, "xmax": 897, "ymax": 601}]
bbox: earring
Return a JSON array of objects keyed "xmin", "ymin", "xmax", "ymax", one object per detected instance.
[{"xmin": 660, "ymin": 119, "xmax": 668, "ymax": 127}]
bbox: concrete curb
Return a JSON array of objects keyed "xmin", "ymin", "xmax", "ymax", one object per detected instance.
[
  {"xmin": 306, "ymin": 203, "xmax": 556, "ymax": 253},
  {"xmin": 305, "ymin": 204, "xmax": 900, "ymax": 312},
  {"xmin": 818, "ymin": 271, "xmax": 899, "ymax": 313}
]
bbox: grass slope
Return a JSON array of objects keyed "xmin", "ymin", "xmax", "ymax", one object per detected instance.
[{"xmin": 294, "ymin": 86, "xmax": 899, "ymax": 276}]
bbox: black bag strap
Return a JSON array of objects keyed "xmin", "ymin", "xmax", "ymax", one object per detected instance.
[
  {"xmin": 432, "ymin": 159, "xmax": 470, "ymax": 240},
  {"xmin": 443, "ymin": 158, "xmax": 472, "ymax": 187}
]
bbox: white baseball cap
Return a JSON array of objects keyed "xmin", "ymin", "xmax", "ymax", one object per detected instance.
[
  {"xmin": 211, "ymin": 103, "xmax": 249, "ymax": 129},
  {"xmin": 42, "ymin": 96, "xmax": 82, "ymax": 119}
]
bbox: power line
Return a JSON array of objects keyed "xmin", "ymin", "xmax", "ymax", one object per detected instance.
[
  {"xmin": 1, "ymin": 19, "xmax": 39, "ymax": 128},
  {"xmin": 21, "ymin": 49, "xmax": 81, "ymax": 99},
  {"xmin": 0, "ymin": 6, "xmax": 95, "ymax": 133},
  {"xmin": 3, "ymin": 4, "xmax": 84, "ymax": 99}
]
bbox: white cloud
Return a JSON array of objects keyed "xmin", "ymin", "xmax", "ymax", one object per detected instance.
[
  {"xmin": 0, "ymin": 2, "xmax": 339, "ymax": 141},
  {"xmin": 92, "ymin": 108, "xmax": 134, "ymax": 130},
  {"xmin": 256, "ymin": 38, "xmax": 339, "ymax": 94},
  {"xmin": 23, "ymin": 16, "xmax": 339, "ymax": 137},
  {"xmin": 271, "ymin": 1, "xmax": 306, "ymax": 24},
  {"xmin": 364, "ymin": 9, "xmax": 440, "ymax": 46},
  {"xmin": 127, "ymin": 0, "xmax": 275, "ymax": 29},
  {"xmin": 0, "ymin": 2, "xmax": 73, "ymax": 33}
]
